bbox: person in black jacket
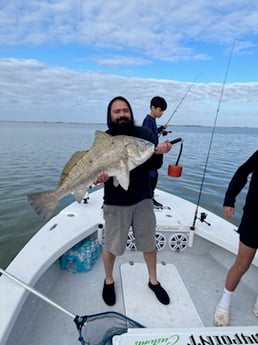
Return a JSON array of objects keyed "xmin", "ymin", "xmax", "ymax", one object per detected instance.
[
  {"xmin": 214, "ymin": 150, "xmax": 258, "ymax": 326},
  {"xmin": 95, "ymin": 96, "xmax": 172, "ymax": 306}
]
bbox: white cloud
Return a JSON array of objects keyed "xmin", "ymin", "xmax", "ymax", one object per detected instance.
[
  {"xmin": 95, "ymin": 55, "xmax": 150, "ymax": 66},
  {"xmin": 1, "ymin": 58, "xmax": 258, "ymax": 127},
  {"xmin": 0, "ymin": 1, "xmax": 258, "ymax": 127},
  {"xmin": 1, "ymin": 1, "xmax": 258, "ymax": 59}
]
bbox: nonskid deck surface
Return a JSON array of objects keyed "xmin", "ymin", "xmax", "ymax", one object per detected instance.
[
  {"xmin": 120, "ymin": 262, "xmax": 203, "ymax": 328},
  {"xmin": 7, "ymin": 241, "xmax": 258, "ymax": 345}
]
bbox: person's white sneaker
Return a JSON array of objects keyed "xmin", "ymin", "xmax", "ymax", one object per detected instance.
[{"xmin": 214, "ymin": 306, "xmax": 230, "ymax": 326}]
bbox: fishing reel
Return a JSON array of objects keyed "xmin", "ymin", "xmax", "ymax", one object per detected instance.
[
  {"xmin": 167, "ymin": 137, "xmax": 183, "ymax": 178},
  {"xmin": 161, "ymin": 130, "xmax": 172, "ymax": 136},
  {"xmin": 198, "ymin": 212, "xmax": 211, "ymax": 226}
]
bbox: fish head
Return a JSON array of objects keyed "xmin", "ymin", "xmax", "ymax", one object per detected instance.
[{"xmin": 122, "ymin": 136, "xmax": 155, "ymax": 169}]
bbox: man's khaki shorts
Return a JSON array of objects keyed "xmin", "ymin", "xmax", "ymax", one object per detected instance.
[{"xmin": 103, "ymin": 199, "xmax": 156, "ymax": 256}]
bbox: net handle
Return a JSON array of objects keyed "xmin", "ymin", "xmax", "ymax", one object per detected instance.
[{"xmin": 0, "ymin": 267, "xmax": 75, "ymax": 319}]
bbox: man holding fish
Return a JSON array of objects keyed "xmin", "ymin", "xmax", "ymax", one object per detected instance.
[
  {"xmin": 27, "ymin": 95, "xmax": 173, "ymax": 306},
  {"xmin": 95, "ymin": 96, "xmax": 172, "ymax": 306}
]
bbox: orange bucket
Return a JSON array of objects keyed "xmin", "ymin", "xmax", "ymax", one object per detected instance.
[{"xmin": 168, "ymin": 164, "xmax": 183, "ymax": 178}]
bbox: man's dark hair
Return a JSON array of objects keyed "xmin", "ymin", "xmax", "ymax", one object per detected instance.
[{"xmin": 150, "ymin": 96, "xmax": 167, "ymax": 111}]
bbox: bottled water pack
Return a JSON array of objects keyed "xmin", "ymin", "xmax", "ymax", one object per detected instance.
[{"xmin": 60, "ymin": 237, "xmax": 101, "ymax": 273}]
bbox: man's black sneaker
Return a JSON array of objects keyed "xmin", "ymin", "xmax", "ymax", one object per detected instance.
[
  {"xmin": 148, "ymin": 281, "xmax": 170, "ymax": 305},
  {"xmin": 102, "ymin": 280, "xmax": 116, "ymax": 306}
]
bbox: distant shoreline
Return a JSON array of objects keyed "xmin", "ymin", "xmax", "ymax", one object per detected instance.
[{"xmin": 0, "ymin": 120, "xmax": 257, "ymax": 129}]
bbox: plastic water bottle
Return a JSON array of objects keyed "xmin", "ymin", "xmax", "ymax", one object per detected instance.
[
  {"xmin": 84, "ymin": 246, "xmax": 92, "ymax": 272},
  {"xmin": 95, "ymin": 238, "xmax": 101, "ymax": 259},
  {"xmin": 77, "ymin": 249, "xmax": 87, "ymax": 272},
  {"xmin": 66, "ymin": 252, "xmax": 77, "ymax": 273},
  {"xmin": 90, "ymin": 239, "xmax": 97, "ymax": 265}
]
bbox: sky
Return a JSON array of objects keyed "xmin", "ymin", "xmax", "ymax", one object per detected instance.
[{"xmin": 0, "ymin": 1, "xmax": 258, "ymax": 127}]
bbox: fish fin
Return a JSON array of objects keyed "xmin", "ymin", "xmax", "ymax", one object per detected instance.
[
  {"xmin": 116, "ymin": 174, "xmax": 130, "ymax": 190},
  {"xmin": 93, "ymin": 131, "xmax": 111, "ymax": 146},
  {"xmin": 114, "ymin": 160, "xmax": 130, "ymax": 190},
  {"xmin": 27, "ymin": 190, "xmax": 58, "ymax": 220},
  {"xmin": 58, "ymin": 151, "xmax": 88, "ymax": 186},
  {"xmin": 73, "ymin": 187, "xmax": 88, "ymax": 203}
]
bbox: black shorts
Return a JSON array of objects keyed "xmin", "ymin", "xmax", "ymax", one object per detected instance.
[{"xmin": 238, "ymin": 212, "xmax": 258, "ymax": 249}]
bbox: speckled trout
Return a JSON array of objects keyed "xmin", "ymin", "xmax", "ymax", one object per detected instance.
[{"xmin": 27, "ymin": 130, "xmax": 155, "ymax": 219}]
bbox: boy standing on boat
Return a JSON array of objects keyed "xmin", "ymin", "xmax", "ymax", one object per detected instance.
[
  {"xmin": 95, "ymin": 96, "xmax": 172, "ymax": 307},
  {"xmin": 142, "ymin": 96, "xmax": 168, "ymax": 208},
  {"xmin": 214, "ymin": 150, "xmax": 258, "ymax": 326}
]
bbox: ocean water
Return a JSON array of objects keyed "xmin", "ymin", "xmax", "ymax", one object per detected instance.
[{"xmin": 0, "ymin": 122, "xmax": 257, "ymax": 268}]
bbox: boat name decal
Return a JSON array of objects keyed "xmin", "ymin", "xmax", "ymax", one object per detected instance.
[
  {"xmin": 133, "ymin": 332, "xmax": 258, "ymax": 345},
  {"xmin": 188, "ymin": 332, "xmax": 258, "ymax": 345}
]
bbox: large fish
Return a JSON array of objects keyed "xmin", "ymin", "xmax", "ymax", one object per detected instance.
[{"xmin": 28, "ymin": 130, "xmax": 155, "ymax": 219}]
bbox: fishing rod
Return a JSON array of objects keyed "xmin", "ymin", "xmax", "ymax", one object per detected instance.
[
  {"xmin": 163, "ymin": 73, "xmax": 200, "ymax": 128},
  {"xmin": 190, "ymin": 40, "xmax": 236, "ymax": 233}
]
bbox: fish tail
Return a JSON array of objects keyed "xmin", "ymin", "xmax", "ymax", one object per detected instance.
[{"xmin": 27, "ymin": 190, "xmax": 58, "ymax": 220}]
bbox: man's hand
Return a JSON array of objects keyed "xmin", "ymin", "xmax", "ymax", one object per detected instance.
[
  {"xmin": 155, "ymin": 140, "xmax": 172, "ymax": 154},
  {"xmin": 94, "ymin": 172, "xmax": 110, "ymax": 185},
  {"xmin": 223, "ymin": 206, "xmax": 234, "ymax": 218}
]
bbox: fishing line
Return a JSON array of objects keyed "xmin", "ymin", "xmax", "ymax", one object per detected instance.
[
  {"xmin": 190, "ymin": 40, "xmax": 236, "ymax": 231},
  {"xmin": 163, "ymin": 73, "xmax": 200, "ymax": 128}
]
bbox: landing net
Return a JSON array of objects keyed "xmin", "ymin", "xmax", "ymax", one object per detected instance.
[{"xmin": 74, "ymin": 311, "xmax": 145, "ymax": 345}]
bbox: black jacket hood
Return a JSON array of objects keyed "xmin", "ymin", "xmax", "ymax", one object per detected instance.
[{"xmin": 107, "ymin": 96, "xmax": 135, "ymax": 134}]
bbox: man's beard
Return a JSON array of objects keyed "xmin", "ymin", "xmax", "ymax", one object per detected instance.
[{"xmin": 109, "ymin": 117, "xmax": 135, "ymax": 135}]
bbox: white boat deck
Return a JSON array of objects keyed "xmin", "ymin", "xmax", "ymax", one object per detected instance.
[
  {"xmin": 120, "ymin": 262, "xmax": 203, "ymax": 328},
  {"xmin": 1, "ymin": 188, "xmax": 258, "ymax": 345},
  {"xmin": 6, "ymin": 238, "xmax": 258, "ymax": 345}
]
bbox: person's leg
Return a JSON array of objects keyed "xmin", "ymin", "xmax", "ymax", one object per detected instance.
[
  {"xmin": 102, "ymin": 249, "xmax": 116, "ymax": 284},
  {"xmin": 224, "ymin": 241, "xmax": 256, "ymax": 292},
  {"xmin": 151, "ymin": 171, "xmax": 163, "ymax": 208},
  {"xmin": 133, "ymin": 199, "xmax": 169, "ymax": 304},
  {"xmin": 214, "ymin": 241, "xmax": 256, "ymax": 326},
  {"xmin": 149, "ymin": 170, "xmax": 161, "ymax": 206},
  {"xmin": 102, "ymin": 249, "xmax": 116, "ymax": 306},
  {"xmin": 143, "ymin": 250, "xmax": 158, "ymax": 284},
  {"xmin": 102, "ymin": 204, "xmax": 132, "ymax": 305}
]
